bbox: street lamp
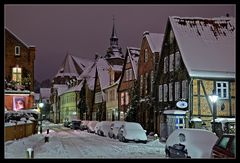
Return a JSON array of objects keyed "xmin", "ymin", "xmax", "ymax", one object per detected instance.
[
  {"xmin": 209, "ymin": 92, "xmax": 218, "ymax": 133},
  {"xmin": 39, "ymin": 102, "xmax": 44, "ymax": 134}
]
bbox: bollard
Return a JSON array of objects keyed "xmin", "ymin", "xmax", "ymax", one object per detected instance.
[{"xmin": 26, "ymin": 148, "xmax": 34, "ymax": 159}]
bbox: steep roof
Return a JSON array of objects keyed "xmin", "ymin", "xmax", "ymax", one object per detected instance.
[
  {"xmin": 59, "ymin": 80, "xmax": 84, "ymax": 96},
  {"xmin": 169, "ymin": 16, "xmax": 235, "ymax": 79},
  {"xmin": 127, "ymin": 47, "xmax": 140, "ymax": 79},
  {"xmin": 55, "ymin": 54, "xmax": 93, "ymax": 78},
  {"xmin": 5, "ymin": 27, "xmax": 35, "ymax": 48},
  {"xmin": 144, "ymin": 32, "xmax": 164, "ymax": 53}
]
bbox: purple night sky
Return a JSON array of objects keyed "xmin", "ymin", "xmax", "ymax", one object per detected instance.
[{"xmin": 4, "ymin": 4, "xmax": 235, "ymax": 82}]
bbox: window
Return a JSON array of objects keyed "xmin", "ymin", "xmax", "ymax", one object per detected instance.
[
  {"xmin": 15, "ymin": 46, "xmax": 20, "ymax": 56},
  {"xmin": 145, "ymin": 73, "xmax": 148, "ymax": 95},
  {"xmin": 121, "ymin": 92, "xmax": 125, "ymax": 106},
  {"xmin": 127, "ymin": 56, "xmax": 130, "ymax": 63},
  {"xmin": 169, "ymin": 30, "xmax": 174, "ymax": 44},
  {"xmin": 94, "ymin": 92, "xmax": 102, "ymax": 103},
  {"xmin": 182, "ymin": 80, "xmax": 188, "ymax": 99},
  {"xmin": 169, "ymin": 82, "xmax": 173, "ymax": 101},
  {"xmin": 218, "ymin": 136, "xmax": 230, "ymax": 149},
  {"xmin": 159, "ymin": 85, "xmax": 163, "ymax": 102},
  {"xmin": 144, "ymin": 49, "xmax": 148, "ymax": 63},
  {"xmin": 164, "ymin": 84, "xmax": 168, "ymax": 102},
  {"xmin": 128, "ymin": 69, "xmax": 132, "ymax": 81},
  {"xmin": 175, "ymin": 51, "xmax": 181, "ymax": 70},
  {"xmin": 12, "ymin": 65, "xmax": 22, "ymax": 84},
  {"xmin": 164, "ymin": 56, "xmax": 168, "ymax": 73},
  {"xmin": 140, "ymin": 75, "xmax": 143, "ymax": 96},
  {"xmin": 169, "ymin": 54, "xmax": 174, "ymax": 72},
  {"xmin": 216, "ymin": 82, "xmax": 229, "ymax": 99},
  {"xmin": 125, "ymin": 92, "xmax": 129, "ymax": 105},
  {"xmin": 175, "ymin": 82, "xmax": 180, "ymax": 100},
  {"xmin": 151, "ymin": 71, "xmax": 154, "ymax": 92}
]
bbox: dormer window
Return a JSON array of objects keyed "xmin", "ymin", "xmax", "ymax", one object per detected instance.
[
  {"xmin": 15, "ymin": 46, "xmax": 20, "ymax": 56},
  {"xmin": 144, "ymin": 49, "xmax": 148, "ymax": 63}
]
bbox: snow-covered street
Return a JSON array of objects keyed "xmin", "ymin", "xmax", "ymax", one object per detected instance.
[{"xmin": 5, "ymin": 121, "xmax": 166, "ymax": 159}]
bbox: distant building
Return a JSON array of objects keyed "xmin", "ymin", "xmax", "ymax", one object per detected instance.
[
  {"xmin": 118, "ymin": 47, "xmax": 140, "ymax": 121},
  {"xmin": 155, "ymin": 16, "xmax": 236, "ymax": 140}
]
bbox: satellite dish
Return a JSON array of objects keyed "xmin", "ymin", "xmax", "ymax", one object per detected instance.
[{"xmin": 176, "ymin": 101, "xmax": 188, "ymax": 109}]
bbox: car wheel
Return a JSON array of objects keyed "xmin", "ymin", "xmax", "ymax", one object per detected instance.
[
  {"xmin": 113, "ymin": 134, "xmax": 116, "ymax": 139},
  {"xmin": 122, "ymin": 137, "xmax": 127, "ymax": 143},
  {"xmin": 165, "ymin": 149, "xmax": 170, "ymax": 157}
]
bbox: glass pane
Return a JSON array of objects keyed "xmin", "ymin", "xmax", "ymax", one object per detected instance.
[
  {"xmin": 218, "ymin": 137, "xmax": 230, "ymax": 149},
  {"xmin": 223, "ymin": 83, "xmax": 226, "ymax": 87},
  {"xmin": 223, "ymin": 89, "xmax": 227, "ymax": 98},
  {"xmin": 217, "ymin": 83, "xmax": 221, "ymax": 87}
]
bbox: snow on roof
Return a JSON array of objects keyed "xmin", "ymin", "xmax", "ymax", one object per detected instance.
[
  {"xmin": 40, "ymin": 88, "xmax": 51, "ymax": 99},
  {"xmin": 169, "ymin": 16, "xmax": 235, "ymax": 79},
  {"xmin": 190, "ymin": 117, "xmax": 202, "ymax": 122},
  {"xmin": 77, "ymin": 61, "xmax": 97, "ymax": 91},
  {"xmin": 111, "ymin": 65, "xmax": 123, "ymax": 72},
  {"xmin": 59, "ymin": 81, "xmax": 84, "ymax": 96},
  {"xmin": 55, "ymin": 54, "xmax": 93, "ymax": 78},
  {"xmin": 5, "ymin": 27, "xmax": 34, "ymax": 48},
  {"xmin": 144, "ymin": 32, "xmax": 164, "ymax": 53},
  {"xmin": 127, "ymin": 47, "xmax": 140, "ymax": 79},
  {"xmin": 163, "ymin": 109, "xmax": 188, "ymax": 115},
  {"xmin": 96, "ymin": 58, "xmax": 111, "ymax": 100}
]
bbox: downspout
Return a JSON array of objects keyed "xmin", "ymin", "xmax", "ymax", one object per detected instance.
[{"xmin": 188, "ymin": 78, "xmax": 193, "ymax": 128}]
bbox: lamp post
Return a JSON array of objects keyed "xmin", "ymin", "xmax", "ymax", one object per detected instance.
[
  {"xmin": 39, "ymin": 102, "xmax": 44, "ymax": 134},
  {"xmin": 209, "ymin": 92, "xmax": 218, "ymax": 133}
]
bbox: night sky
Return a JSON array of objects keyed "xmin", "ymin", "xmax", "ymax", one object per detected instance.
[{"xmin": 4, "ymin": 4, "xmax": 235, "ymax": 82}]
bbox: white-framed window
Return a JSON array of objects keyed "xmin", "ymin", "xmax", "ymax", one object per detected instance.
[
  {"xmin": 159, "ymin": 85, "xmax": 163, "ymax": 102},
  {"xmin": 125, "ymin": 92, "xmax": 129, "ymax": 105},
  {"xmin": 169, "ymin": 54, "xmax": 174, "ymax": 72},
  {"xmin": 94, "ymin": 92, "xmax": 102, "ymax": 103},
  {"xmin": 182, "ymin": 80, "xmax": 188, "ymax": 99},
  {"xmin": 169, "ymin": 82, "xmax": 173, "ymax": 101},
  {"xmin": 129, "ymin": 69, "xmax": 132, "ymax": 81},
  {"xmin": 164, "ymin": 84, "xmax": 168, "ymax": 102},
  {"xmin": 15, "ymin": 46, "xmax": 20, "ymax": 56},
  {"xmin": 175, "ymin": 81, "xmax": 180, "ymax": 100},
  {"xmin": 121, "ymin": 92, "xmax": 125, "ymax": 106},
  {"xmin": 145, "ymin": 73, "xmax": 148, "ymax": 95},
  {"xmin": 175, "ymin": 51, "xmax": 181, "ymax": 70},
  {"xmin": 140, "ymin": 75, "xmax": 143, "ymax": 96},
  {"xmin": 164, "ymin": 56, "xmax": 168, "ymax": 73},
  {"xmin": 125, "ymin": 69, "xmax": 128, "ymax": 81},
  {"xmin": 144, "ymin": 49, "xmax": 148, "ymax": 63},
  {"xmin": 12, "ymin": 65, "xmax": 22, "ymax": 84},
  {"xmin": 216, "ymin": 82, "xmax": 229, "ymax": 99}
]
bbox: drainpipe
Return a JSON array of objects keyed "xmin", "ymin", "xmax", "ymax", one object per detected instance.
[{"xmin": 188, "ymin": 78, "xmax": 193, "ymax": 128}]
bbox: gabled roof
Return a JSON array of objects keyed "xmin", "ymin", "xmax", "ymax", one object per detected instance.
[
  {"xmin": 5, "ymin": 27, "xmax": 35, "ymax": 48},
  {"xmin": 144, "ymin": 32, "xmax": 164, "ymax": 53},
  {"xmin": 127, "ymin": 47, "xmax": 140, "ymax": 79},
  {"xmin": 169, "ymin": 16, "xmax": 235, "ymax": 79},
  {"xmin": 55, "ymin": 54, "xmax": 93, "ymax": 78}
]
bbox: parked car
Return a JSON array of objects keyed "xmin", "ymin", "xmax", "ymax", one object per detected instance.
[
  {"xmin": 80, "ymin": 120, "xmax": 89, "ymax": 130},
  {"xmin": 96, "ymin": 121, "xmax": 112, "ymax": 136},
  {"xmin": 87, "ymin": 121, "xmax": 98, "ymax": 133},
  {"xmin": 211, "ymin": 134, "xmax": 236, "ymax": 158},
  {"xmin": 63, "ymin": 119, "xmax": 71, "ymax": 128},
  {"xmin": 108, "ymin": 121, "xmax": 125, "ymax": 139},
  {"xmin": 70, "ymin": 119, "xmax": 81, "ymax": 130},
  {"xmin": 165, "ymin": 128, "xmax": 218, "ymax": 158},
  {"xmin": 117, "ymin": 122, "xmax": 147, "ymax": 143}
]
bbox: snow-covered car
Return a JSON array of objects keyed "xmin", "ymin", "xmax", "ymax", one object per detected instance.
[
  {"xmin": 87, "ymin": 121, "xmax": 98, "ymax": 133},
  {"xmin": 117, "ymin": 122, "xmax": 147, "ymax": 143},
  {"xmin": 108, "ymin": 121, "xmax": 125, "ymax": 139},
  {"xmin": 211, "ymin": 134, "xmax": 236, "ymax": 158},
  {"xmin": 80, "ymin": 120, "xmax": 89, "ymax": 130},
  {"xmin": 165, "ymin": 128, "xmax": 218, "ymax": 158},
  {"xmin": 96, "ymin": 121, "xmax": 113, "ymax": 137}
]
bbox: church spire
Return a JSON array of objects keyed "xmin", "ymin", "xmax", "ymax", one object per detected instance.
[{"xmin": 110, "ymin": 15, "xmax": 118, "ymax": 47}]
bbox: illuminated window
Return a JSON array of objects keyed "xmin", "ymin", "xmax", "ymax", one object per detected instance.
[
  {"xmin": 145, "ymin": 73, "xmax": 148, "ymax": 95},
  {"xmin": 15, "ymin": 46, "xmax": 20, "ymax": 56},
  {"xmin": 216, "ymin": 82, "xmax": 229, "ymax": 99},
  {"xmin": 12, "ymin": 65, "xmax": 22, "ymax": 84}
]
